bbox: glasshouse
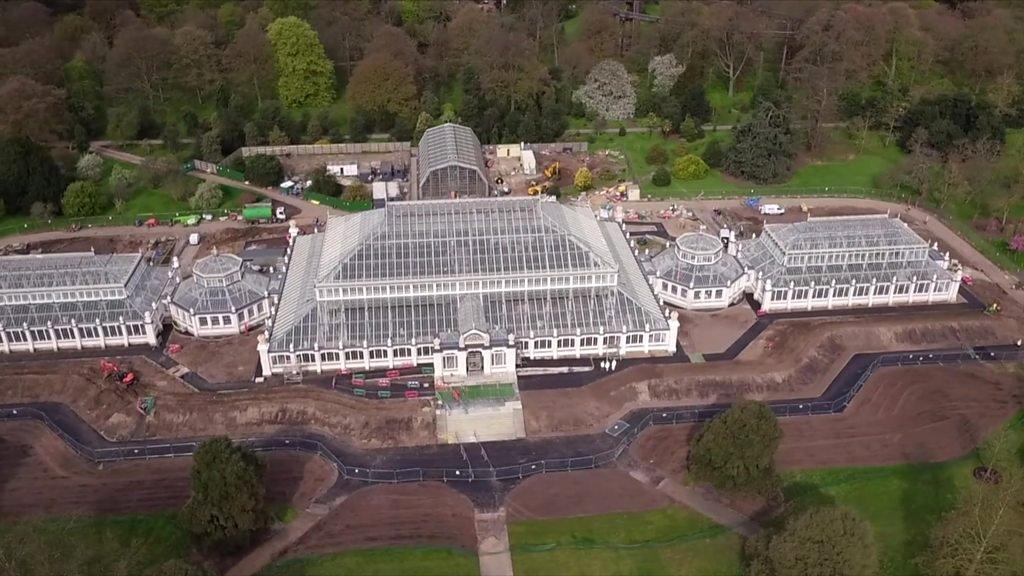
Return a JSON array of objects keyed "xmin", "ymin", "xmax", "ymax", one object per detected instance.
[
  {"xmin": 0, "ymin": 252, "xmax": 170, "ymax": 353},
  {"xmin": 416, "ymin": 123, "xmax": 489, "ymax": 200},
  {"xmin": 647, "ymin": 214, "xmax": 961, "ymax": 312},
  {"xmin": 259, "ymin": 197, "xmax": 678, "ymax": 376},
  {"xmin": 649, "ymin": 231, "xmax": 747, "ymax": 310},
  {"xmin": 168, "ymin": 252, "xmax": 279, "ymax": 337}
]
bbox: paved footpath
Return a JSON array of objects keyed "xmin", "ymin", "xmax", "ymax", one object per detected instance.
[
  {"xmin": 225, "ymin": 498, "xmax": 343, "ymax": 576},
  {"xmin": 628, "ymin": 468, "xmax": 761, "ymax": 538},
  {"xmin": 475, "ymin": 508, "xmax": 515, "ymax": 576}
]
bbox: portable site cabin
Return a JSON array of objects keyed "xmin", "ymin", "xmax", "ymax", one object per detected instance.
[
  {"xmin": 521, "ymin": 149, "xmax": 537, "ymax": 176},
  {"xmin": 243, "ymin": 202, "xmax": 273, "ymax": 222},
  {"xmin": 372, "ymin": 181, "xmax": 388, "ymax": 208}
]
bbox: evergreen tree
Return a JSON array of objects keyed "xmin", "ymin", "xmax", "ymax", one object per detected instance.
[{"xmin": 723, "ymin": 103, "xmax": 795, "ymax": 184}]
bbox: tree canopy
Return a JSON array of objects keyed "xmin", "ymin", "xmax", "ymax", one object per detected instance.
[
  {"xmin": 724, "ymin": 103, "xmax": 795, "ymax": 185},
  {"xmin": 181, "ymin": 437, "xmax": 267, "ymax": 551},
  {"xmin": 688, "ymin": 400, "xmax": 782, "ymax": 494},
  {"xmin": 746, "ymin": 506, "xmax": 878, "ymax": 576},
  {"xmin": 0, "ymin": 135, "xmax": 64, "ymax": 215},
  {"xmin": 266, "ymin": 16, "xmax": 335, "ymax": 109},
  {"xmin": 898, "ymin": 93, "xmax": 1005, "ymax": 155},
  {"xmin": 244, "ymin": 154, "xmax": 283, "ymax": 187},
  {"xmin": 61, "ymin": 180, "xmax": 108, "ymax": 217}
]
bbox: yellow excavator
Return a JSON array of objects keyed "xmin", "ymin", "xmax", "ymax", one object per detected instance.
[
  {"xmin": 528, "ymin": 181, "xmax": 552, "ymax": 196},
  {"xmin": 544, "ymin": 162, "xmax": 560, "ymax": 180}
]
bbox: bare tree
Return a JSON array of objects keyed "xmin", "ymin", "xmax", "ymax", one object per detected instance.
[
  {"xmin": 104, "ymin": 23, "xmax": 175, "ymax": 106},
  {"xmin": 707, "ymin": 1, "xmax": 763, "ymax": 97}
]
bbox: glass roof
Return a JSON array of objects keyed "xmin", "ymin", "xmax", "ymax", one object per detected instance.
[
  {"xmin": 0, "ymin": 252, "xmax": 141, "ymax": 292},
  {"xmin": 417, "ymin": 123, "xmax": 487, "ymax": 187}
]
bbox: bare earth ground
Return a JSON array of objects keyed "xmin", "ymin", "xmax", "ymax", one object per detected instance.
[
  {"xmin": 521, "ymin": 312, "xmax": 1017, "ymax": 437},
  {"xmin": 675, "ymin": 305, "xmax": 756, "ymax": 355},
  {"xmin": 0, "ymin": 420, "xmax": 336, "ymax": 519},
  {"xmin": 167, "ymin": 331, "xmax": 261, "ymax": 383},
  {"xmin": 0, "ymin": 358, "xmax": 435, "ymax": 448},
  {"xmin": 194, "ymin": 226, "xmax": 291, "ymax": 259},
  {"xmin": 504, "ymin": 469, "xmax": 672, "ymax": 521},
  {"xmin": 286, "ymin": 482, "xmax": 479, "ymax": 556},
  {"xmin": 629, "ymin": 363, "xmax": 1024, "ymax": 477}
]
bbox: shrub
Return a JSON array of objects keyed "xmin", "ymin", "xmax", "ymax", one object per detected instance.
[
  {"xmin": 309, "ymin": 165, "xmax": 341, "ymax": 196},
  {"xmin": 29, "ymin": 201, "xmax": 56, "ymax": 219},
  {"xmin": 0, "ymin": 198, "xmax": 5, "ymax": 216},
  {"xmin": 573, "ymin": 166, "xmax": 593, "ymax": 191},
  {"xmin": 341, "ymin": 182, "xmax": 369, "ymax": 202},
  {"xmin": 617, "ymin": 124, "xmax": 627, "ymax": 136},
  {"xmin": 76, "ymin": 153, "xmax": 104, "ymax": 181},
  {"xmin": 109, "ymin": 165, "xmax": 135, "ymax": 202},
  {"xmin": 672, "ymin": 154, "xmax": 709, "ymax": 181},
  {"xmin": 244, "ymin": 154, "xmax": 284, "ymax": 187},
  {"xmin": 181, "ymin": 437, "xmax": 268, "ymax": 551},
  {"xmin": 651, "ymin": 166, "xmax": 671, "ymax": 187},
  {"xmin": 62, "ymin": 181, "xmax": 109, "ymax": 217},
  {"xmin": 546, "ymin": 184, "xmax": 562, "ymax": 198},
  {"xmin": 746, "ymin": 506, "xmax": 877, "ymax": 576},
  {"xmin": 645, "ymin": 144, "xmax": 669, "ymax": 166},
  {"xmin": 165, "ymin": 173, "xmax": 197, "ymax": 202},
  {"xmin": 189, "ymin": 181, "xmax": 223, "ymax": 211},
  {"xmin": 137, "ymin": 155, "xmax": 178, "ymax": 188},
  {"xmin": 703, "ymin": 139, "xmax": 725, "ymax": 168},
  {"xmin": 688, "ymin": 400, "xmax": 781, "ymax": 494},
  {"xmin": 680, "ymin": 115, "xmax": 704, "ymax": 142}
]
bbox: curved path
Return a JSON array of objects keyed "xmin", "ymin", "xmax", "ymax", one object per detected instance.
[{"xmin": 2, "ymin": 343, "xmax": 1020, "ymax": 484}]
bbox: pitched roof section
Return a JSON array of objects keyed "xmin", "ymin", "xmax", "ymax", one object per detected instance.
[
  {"xmin": 765, "ymin": 215, "xmax": 926, "ymax": 253},
  {"xmin": 318, "ymin": 197, "xmax": 618, "ymax": 285},
  {"xmin": 0, "ymin": 252, "xmax": 142, "ymax": 292},
  {"xmin": 417, "ymin": 123, "xmax": 487, "ymax": 187}
]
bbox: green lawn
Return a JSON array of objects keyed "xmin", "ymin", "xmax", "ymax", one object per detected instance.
[
  {"xmin": 437, "ymin": 382, "xmax": 518, "ymax": 404},
  {"xmin": 261, "ymin": 546, "xmax": 480, "ymax": 576},
  {"xmin": 304, "ymin": 191, "xmax": 372, "ymax": 212},
  {"xmin": 781, "ymin": 409, "xmax": 1024, "ymax": 576},
  {"xmin": 509, "ymin": 507, "xmax": 743, "ymax": 576},
  {"xmin": 563, "ymin": 12, "xmax": 583, "ymax": 43},
  {"xmin": 0, "ymin": 512, "xmax": 193, "ymax": 576},
  {"xmin": 591, "ymin": 129, "xmax": 905, "ymax": 198},
  {"xmin": 706, "ymin": 83, "xmax": 754, "ymax": 126}
]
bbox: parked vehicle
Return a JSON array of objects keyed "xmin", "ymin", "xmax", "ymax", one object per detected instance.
[{"xmin": 759, "ymin": 204, "xmax": 786, "ymax": 216}]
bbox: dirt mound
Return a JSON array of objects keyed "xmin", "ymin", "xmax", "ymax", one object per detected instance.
[
  {"xmin": 0, "ymin": 358, "xmax": 435, "ymax": 448},
  {"xmin": 504, "ymin": 469, "xmax": 671, "ymax": 521},
  {"xmin": 288, "ymin": 482, "xmax": 478, "ymax": 556},
  {"xmin": 629, "ymin": 363, "xmax": 1024, "ymax": 476},
  {"xmin": 0, "ymin": 421, "xmax": 336, "ymax": 519}
]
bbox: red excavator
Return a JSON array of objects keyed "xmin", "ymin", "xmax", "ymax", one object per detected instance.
[{"xmin": 100, "ymin": 359, "xmax": 137, "ymax": 388}]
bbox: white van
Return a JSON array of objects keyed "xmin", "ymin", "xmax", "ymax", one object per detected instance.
[{"xmin": 759, "ymin": 203, "xmax": 786, "ymax": 216}]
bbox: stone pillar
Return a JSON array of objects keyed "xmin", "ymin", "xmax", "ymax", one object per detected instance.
[
  {"xmin": 597, "ymin": 327, "xmax": 605, "ymax": 356},
  {"xmin": 762, "ymin": 279, "xmax": 773, "ymax": 313},
  {"xmin": 888, "ymin": 277, "xmax": 896, "ymax": 306},
  {"xmin": 387, "ymin": 338, "xmax": 395, "ymax": 369},
  {"xmin": 257, "ymin": 332, "xmax": 271, "ymax": 376},
  {"xmin": 643, "ymin": 323, "xmax": 651, "ymax": 354},
  {"xmin": 667, "ymin": 311, "xmax": 680, "ymax": 354},
  {"xmin": 313, "ymin": 342, "xmax": 322, "ymax": 374},
  {"xmin": 574, "ymin": 328, "xmax": 582, "ymax": 359},
  {"xmin": 363, "ymin": 339, "xmax": 370, "ymax": 371},
  {"xmin": 72, "ymin": 320, "xmax": 82, "ymax": 350},
  {"xmin": 619, "ymin": 326, "xmax": 627, "ymax": 356},
  {"xmin": 119, "ymin": 316, "xmax": 129, "ymax": 347},
  {"xmin": 552, "ymin": 329, "xmax": 559, "ymax": 360},
  {"xmin": 0, "ymin": 324, "xmax": 8, "ymax": 354},
  {"xmin": 143, "ymin": 311, "xmax": 157, "ymax": 347},
  {"xmin": 24, "ymin": 323, "xmax": 34, "ymax": 353},
  {"xmin": 47, "ymin": 321, "xmax": 57, "ymax": 351},
  {"xmin": 827, "ymin": 280, "xmax": 836, "ymax": 309},
  {"xmin": 97, "ymin": 320, "xmax": 106, "ymax": 349}
]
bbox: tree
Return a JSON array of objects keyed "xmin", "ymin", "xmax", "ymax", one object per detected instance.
[
  {"xmin": 667, "ymin": 82, "xmax": 713, "ymax": 127},
  {"xmin": 672, "ymin": 154, "xmax": 709, "ymax": 181},
  {"xmin": 723, "ymin": 103, "xmax": 795, "ymax": 185},
  {"xmin": 0, "ymin": 136, "xmax": 64, "ymax": 214},
  {"xmin": 308, "ymin": 165, "xmax": 341, "ymax": 196},
  {"xmin": 574, "ymin": 167, "xmax": 593, "ymax": 192},
  {"xmin": 898, "ymin": 93, "xmax": 1005, "ymax": 155},
  {"xmin": 346, "ymin": 50, "xmax": 418, "ymax": 131},
  {"xmin": 76, "ymin": 153, "xmax": 103, "ymax": 181},
  {"xmin": 573, "ymin": 60, "xmax": 636, "ymax": 121},
  {"xmin": 920, "ymin": 428, "xmax": 1024, "ymax": 576},
  {"xmin": 649, "ymin": 53, "xmax": 683, "ymax": 95},
  {"xmin": 104, "ymin": 24, "xmax": 175, "ymax": 107},
  {"xmin": 266, "ymin": 17, "xmax": 335, "ymax": 109},
  {"xmin": 1010, "ymin": 234, "xmax": 1024, "ymax": 253},
  {"xmin": 189, "ymin": 181, "xmax": 223, "ymax": 211},
  {"xmin": 0, "ymin": 76, "xmax": 69, "ymax": 142},
  {"xmin": 703, "ymin": 139, "xmax": 725, "ymax": 169},
  {"xmin": 680, "ymin": 116, "xmax": 704, "ymax": 142},
  {"xmin": 172, "ymin": 26, "xmax": 220, "ymax": 104},
  {"xmin": 108, "ymin": 165, "xmax": 134, "ymax": 202},
  {"xmin": 224, "ymin": 15, "xmax": 276, "ymax": 107},
  {"xmin": 651, "ymin": 166, "xmax": 671, "ymax": 187},
  {"xmin": 267, "ymin": 125, "xmax": 289, "ymax": 146},
  {"xmin": 61, "ymin": 181, "xmax": 108, "ymax": 217},
  {"xmin": 746, "ymin": 506, "xmax": 877, "ymax": 576},
  {"xmin": 181, "ymin": 437, "xmax": 267, "ymax": 551},
  {"xmin": 688, "ymin": 400, "xmax": 781, "ymax": 494},
  {"xmin": 29, "ymin": 201, "xmax": 55, "ymax": 220},
  {"xmin": 341, "ymin": 182, "xmax": 368, "ymax": 202},
  {"xmin": 244, "ymin": 154, "xmax": 283, "ymax": 187},
  {"xmin": 64, "ymin": 57, "xmax": 106, "ymax": 138},
  {"xmin": 645, "ymin": 144, "xmax": 668, "ymax": 166},
  {"xmin": 708, "ymin": 2, "xmax": 762, "ymax": 98}
]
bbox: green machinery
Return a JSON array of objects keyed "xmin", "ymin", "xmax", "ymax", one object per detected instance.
[{"xmin": 243, "ymin": 202, "xmax": 273, "ymax": 223}]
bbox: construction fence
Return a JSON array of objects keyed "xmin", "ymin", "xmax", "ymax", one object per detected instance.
[{"xmin": 2, "ymin": 346, "xmax": 1021, "ymax": 483}]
